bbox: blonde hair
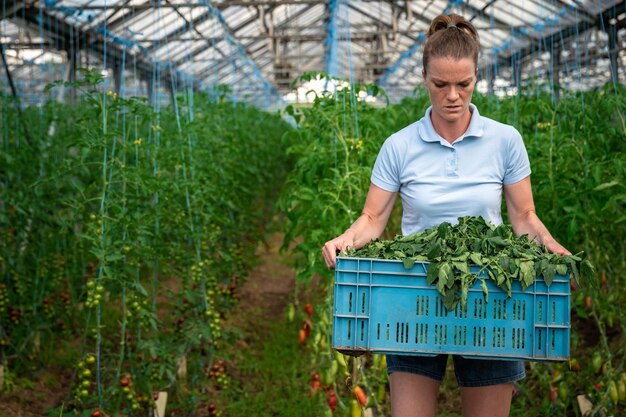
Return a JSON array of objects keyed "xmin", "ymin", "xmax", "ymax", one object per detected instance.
[{"xmin": 423, "ymin": 14, "xmax": 480, "ymax": 72}]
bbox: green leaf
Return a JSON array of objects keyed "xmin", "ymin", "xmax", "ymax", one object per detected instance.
[
  {"xmin": 436, "ymin": 277, "xmax": 446, "ymax": 294},
  {"xmin": 480, "ymin": 279, "xmax": 489, "ymax": 304},
  {"xmin": 443, "ymin": 290, "xmax": 460, "ymax": 311},
  {"xmin": 438, "ymin": 263, "xmax": 455, "ymax": 289},
  {"xmin": 489, "ymin": 236, "xmax": 509, "ymax": 247},
  {"xmin": 453, "ymin": 261, "xmax": 469, "ymax": 274},
  {"xmin": 107, "ymin": 253, "xmax": 124, "ymax": 262},
  {"xmin": 402, "ymin": 258, "xmax": 415, "ymax": 269},
  {"xmin": 461, "ymin": 273, "xmax": 470, "ymax": 308},
  {"xmin": 427, "ymin": 239, "xmax": 442, "ymax": 259},
  {"xmin": 542, "ymin": 263, "xmax": 556, "ymax": 286},
  {"xmin": 427, "ymin": 263, "xmax": 439, "ymax": 285},
  {"xmin": 470, "ymin": 252, "xmax": 483, "ymax": 266},
  {"xmin": 520, "ymin": 260, "xmax": 535, "ymax": 289},
  {"xmin": 445, "ymin": 265, "xmax": 456, "ymax": 289},
  {"xmin": 131, "ymin": 282, "xmax": 149, "ymax": 297},
  {"xmin": 498, "ymin": 255, "xmax": 510, "ymax": 272},
  {"xmin": 593, "ymin": 180, "xmax": 620, "ymax": 191}
]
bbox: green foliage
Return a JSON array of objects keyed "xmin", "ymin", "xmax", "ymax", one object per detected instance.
[
  {"xmin": 279, "ymin": 81, "xmax": 626, "ymax": 417},
  {"xmin": 278, "ymin": 82, "xmax": 430, "ymax": 283},
  {"xmin": 0, "ymin": 76, "xmax": 293, "ymax": 415},
  {"xmin": 220, "ymin": 317, "xmax": 327, "ymax": 417},
  {"xmin": 348, "ymin": 216, "xmax": 595, "ymax": 310}
]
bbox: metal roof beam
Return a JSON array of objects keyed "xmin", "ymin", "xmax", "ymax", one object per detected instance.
[
  {"xmin": 182, "ymin": 3, "xmax": 313, "ymax": 78},
  {"xmin": 184, "ymin": 1, "xmax": 281, "ymax": 97},
  {"xmin": 347, "ymin": 1, "xmax": 418, "ymax": 43},
  {"xmin": 390, "ymin": 0, "xmax": 431, "ymax": 26},
  {"xmin": 145, "ymin": 0, "xmax": 262, "ymax": 55},
  {"xmin": 144, "ymin": 0, "xmax": 231, "ymax": 62},
  {"xmin": 325, "ymin": 0, "xmax": 340, "ymax": 76},
  {"xmin": 12, "ymin": 5, "xmax": 190, "ymax": 92},
  {"xmin": 166, "ymin": 9, "xmax": 270, "ymax": 71},
  {"xmin": 492, "ymin": 3, "xmax": 626, "ymax": 72},
  {"xmin": 464, "ymin": 0, "xmax": 532, "ymax": 40},
  {"xmin": 106, "ymin": 8, "xmax": 149, "ymax": 33},
  {"xmin": 0, "ymin": 42, "xmax": 54, "ymax": 49},
  {"xmin": 192, "ymin": 37, "xmax": 271, "ymax": 82},
  {"xmin": 551, "ymin": 0, "xmax": 595, "ymax": 22},
  {"xmin": 83, "ymin": 0, "xmax": 134, "ymax": 32}
]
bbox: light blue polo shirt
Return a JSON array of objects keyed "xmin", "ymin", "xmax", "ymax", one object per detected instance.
[{"xmin": 371, "ymin": 104, "xmax": 531, "ymax": 235}]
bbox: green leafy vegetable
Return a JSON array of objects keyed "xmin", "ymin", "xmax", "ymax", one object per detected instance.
[{"xmin": 346, "ymin": 216, "xmax": 596, "ymax": 310}]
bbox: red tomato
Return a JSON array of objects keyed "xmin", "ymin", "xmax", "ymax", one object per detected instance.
[
  {"xmin": 311, "ymin": 379, "xmax": 321, "ymax": 396},
  {"xmin": 327, "ymin": 391, "xmax": 337, "ymax": 411},
  {"xmin": 298, "ymin": 329, "xmax": 307, "ymax": 345}
]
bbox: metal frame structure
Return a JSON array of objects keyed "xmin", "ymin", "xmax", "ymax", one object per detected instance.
[{"xmin": 1, "ymin": 0, "xmax": 625, "ymax": 106}]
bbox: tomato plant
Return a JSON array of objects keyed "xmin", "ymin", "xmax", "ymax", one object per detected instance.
[
  {"xmin": 0, "ymin": 75, "xmax": 294, "ymax": 415},
  {"xmin": 280, "ymin": 79, "xmax": 626, "ymax": 417}
]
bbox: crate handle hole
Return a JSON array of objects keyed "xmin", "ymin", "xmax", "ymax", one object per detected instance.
[{"xmin": 360, "ymin": 321, "xmax": 365, "ymax": 342}]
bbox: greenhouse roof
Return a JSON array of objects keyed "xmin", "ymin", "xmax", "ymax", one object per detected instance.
[{"xmin": 1, "ymin": 0, "xmax": 625, "ymax": 106}]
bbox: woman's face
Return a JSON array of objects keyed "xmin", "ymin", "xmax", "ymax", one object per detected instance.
[{"xmin": 422, "ymin": 56, "xmax": 477, "ymax": 127}]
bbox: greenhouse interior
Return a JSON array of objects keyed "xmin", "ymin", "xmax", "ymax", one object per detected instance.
[{"xmin": 1, "ymin": 1, "xmax": 625, "ymax": 417}]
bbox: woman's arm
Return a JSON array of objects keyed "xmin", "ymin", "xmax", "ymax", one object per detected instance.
[
  {"xmin": 503, "ymin": 177, "xmax": 570, "ymax": 255},
  {"xmin": 322, "ymin": 183, "xmax": 398, "ymax": 268}
]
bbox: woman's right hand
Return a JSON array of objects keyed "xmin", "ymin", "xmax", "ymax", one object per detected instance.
[
  {"xmin": 322, "ymin": 231, "xmax": 356, "ymax": 269},
  {"xmin": 321, "ymin": 184, "xmax": 398, "ymax": 269}
]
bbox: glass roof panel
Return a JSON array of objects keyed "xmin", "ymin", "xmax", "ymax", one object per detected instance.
[
  {"xmin": 579, "ymin": 0, "xmax": 623, "ymax": 15},
  {"xmin": 139, "ymin": 10, "xmax": 182, "ymax": 40},
  {"xmin": 1, "ymin": 0, "xmax": 623, "ymax": 103},
  {"xmin": 195, "ymin": 18, "xmax": 226, "ymax": 39},
  {"xmin": 151, "ymin": 40, "xmax": 189, "ymax": 62},
  {"xmin": 44, "ymin": 0, "xmax": 124, "ymax": 27}
]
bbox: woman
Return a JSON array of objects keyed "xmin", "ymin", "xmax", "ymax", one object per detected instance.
[{"xmin": 322, "ymin": 13, "xmax": 570, "ymax": 417}]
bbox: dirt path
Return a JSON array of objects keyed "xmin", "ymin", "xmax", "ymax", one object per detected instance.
[{"xmin": 226, "ymin": 233, "xmax": 296, "ymax": 337}]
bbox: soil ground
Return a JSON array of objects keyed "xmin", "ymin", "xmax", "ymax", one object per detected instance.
[{"xmin": 228, "ymin": 233, "xmax": 295, "ymax": 329}]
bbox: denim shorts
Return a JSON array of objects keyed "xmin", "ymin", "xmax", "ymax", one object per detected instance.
[{"xmin": 386, "ymin": 354, "xmax": 525, "ymax": 387}]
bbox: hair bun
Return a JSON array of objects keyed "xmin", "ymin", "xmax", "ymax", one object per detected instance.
[{"xmin": 423, "ymin": 14, "xmax": 480, "ymax": 71}]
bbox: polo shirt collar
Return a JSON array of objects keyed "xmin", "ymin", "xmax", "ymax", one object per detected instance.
[{"xmin": 418, "ymin": 103, "xmax": 484, "ymax": 145}]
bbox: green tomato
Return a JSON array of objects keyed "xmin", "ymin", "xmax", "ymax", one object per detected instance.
[
  {"xmin": 609, "ymin": 381, "xmax": 619, "ymax": 404},
  {"xmin": 592, "ymin": 351, "xmax": 603, "ymax": 374},
  {"xmin": 618, "ymin": 380, "xmax": 626, "ymax": 402}
]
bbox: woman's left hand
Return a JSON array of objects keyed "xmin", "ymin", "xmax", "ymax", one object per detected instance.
[{"xmin": 542, "ymin": 237, "xmax": 571, "ymax": 256}]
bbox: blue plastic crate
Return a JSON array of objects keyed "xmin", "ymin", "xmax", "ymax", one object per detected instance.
[{"xmin": 332, "ymin": 257, "xmax": 570, "ymax": 361}]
